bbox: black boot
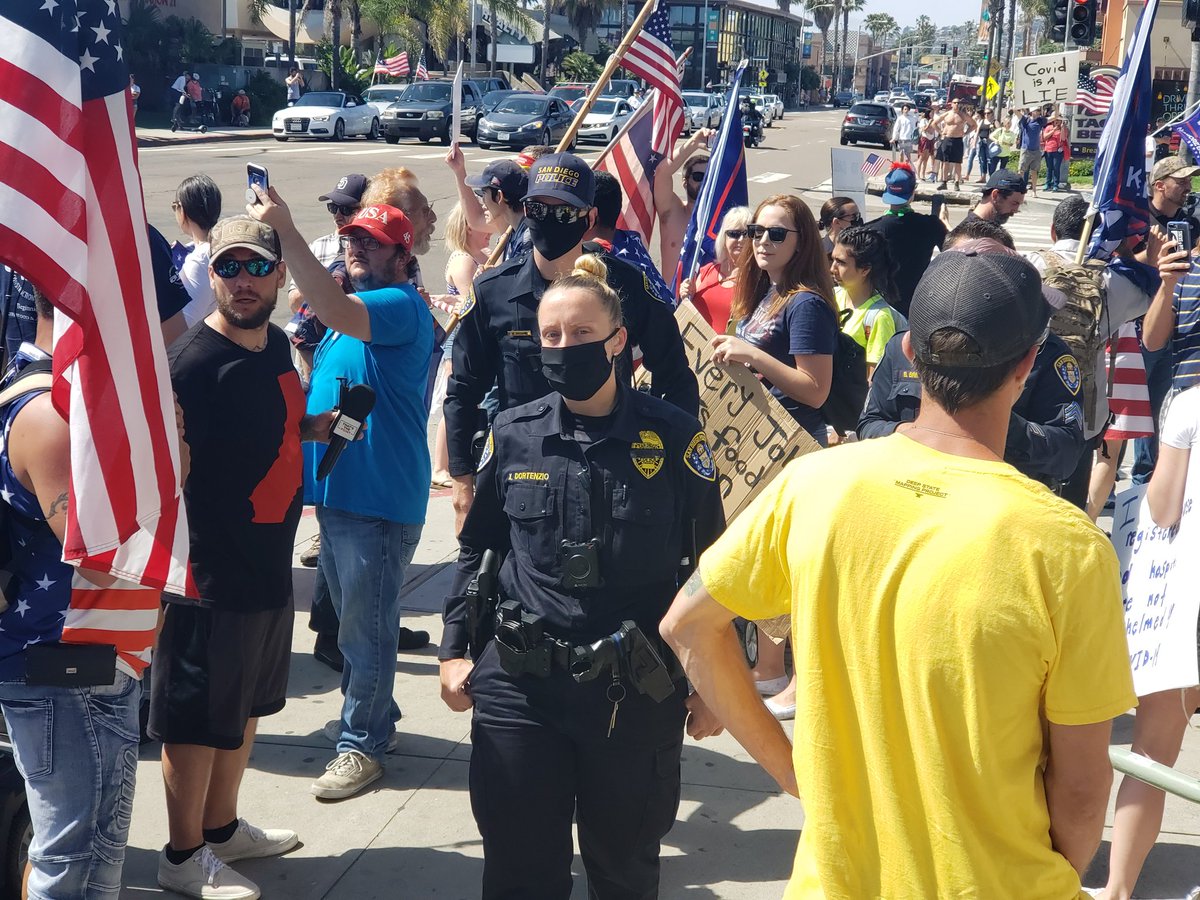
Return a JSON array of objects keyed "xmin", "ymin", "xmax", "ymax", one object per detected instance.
[
  {"xmin": 398, "ymin": 627, "xmax": 430, "ymax": 652},
  {"xmin": 313, "ymin": 633, "xmax": 344, "ymax": 672}
]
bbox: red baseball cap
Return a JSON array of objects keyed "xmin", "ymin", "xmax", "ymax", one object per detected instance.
[{"xmin": 337, "ymin": 204, "xmax": 413, "ymax": 251}]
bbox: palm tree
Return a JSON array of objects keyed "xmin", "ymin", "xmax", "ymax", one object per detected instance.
[
  {"xmin": 913, "ymin": 14, "xmax": 935, "ymax": 47},
  {"xmin": 428, "ymin": 0, "xmax": 469, "ymax": 65},
  {"xmin": 803, "ymin": 0, "xmax": 835, "ymax": 92},
  {"xmin": 864, "ymin": 12, "xmax": 898, "ymax": 46},
  {"xmin": 840, "ymin": 0, "xmax": 864, "ymax": 93}
]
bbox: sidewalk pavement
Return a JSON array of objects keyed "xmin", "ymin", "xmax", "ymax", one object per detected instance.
[
  {"xmin": 865, "ymin": 174, "xmax": 1085, "ymax": 208},
  {"xmin": 136, "ymin": 126, "xmax": 273, "ymax": 148},
  {"xmin": 114, "ymin": 492, "xmax": 1200, "ymax": 899}
]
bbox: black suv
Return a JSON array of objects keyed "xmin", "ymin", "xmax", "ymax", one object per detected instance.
[
  {"xmin": 381, "ymin": 80, "xmax": 485, "ymax": 144},
  {"xmin": 839, "ymin": 102, "xmax": 895, "ymax": 148}
]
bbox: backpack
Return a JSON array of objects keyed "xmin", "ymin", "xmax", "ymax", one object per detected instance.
[
  {"xmin": 822, "ymin": 309, "xmax": 870, "ymax": 435},
  {"xmin": 1038, "ymin": 252, "xmax": 1107, "ymax": 433},
  {"xmin": 0, "ymin": 358, "xmax": 54, "ymax": 609}
]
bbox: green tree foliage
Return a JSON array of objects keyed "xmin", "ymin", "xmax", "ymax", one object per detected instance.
[
  {"xmin": 864, "ymin": 12, "xmax": 898, "ymax": 45},
  {"xmin": 244, "ymin": 70, "xmax": 287, "ymax": 124},
  {"xmin": 561, "ymin": 49, "xmax": 600, "ymax": 81},
  {"xmin": 317, "ymin": 42, "xmax": 374, "ymax": 93}
]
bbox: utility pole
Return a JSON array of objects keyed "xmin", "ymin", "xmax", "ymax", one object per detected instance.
[
  {"xmin": 700, "ymin": 0, "xmax": 709, "ymax": 90},
  {"xmin": 288, "ymin": 0, "xmax": 296, "ymax": 65}
]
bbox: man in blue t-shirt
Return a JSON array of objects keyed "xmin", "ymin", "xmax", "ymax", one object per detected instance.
[
  {"xmin": 248, "ymin": 188, "xmax": 433, "ymax": 800},
  {"xmin": 1016, "ymin": 106, "xmax": 1049, "ymax": 191}
]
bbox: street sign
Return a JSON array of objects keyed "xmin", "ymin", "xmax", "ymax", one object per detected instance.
[
  {"xmin": 986, "ymin": 76, "xmax": 1000, "ymax": 99},
  {"xmin": 758, "ymin": 68, "xmax": 769, "ymax": 88},
  {"xmin": 706, "ymin": 9, "xmax": 719, "ymax": 44}
]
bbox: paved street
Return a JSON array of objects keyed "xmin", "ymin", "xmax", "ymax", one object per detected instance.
[{"xmin": 117, "ymin": 112, "xmax": 1200, "ymax": 899}]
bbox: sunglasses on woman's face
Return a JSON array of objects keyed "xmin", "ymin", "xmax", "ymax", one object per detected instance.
[
  {"xmin": 837, "ymin": 213, "xmax": 863, "ymax": 226},
  {"xmin": 212, "ymin": 256, "xmax": 278, "ymax": 279},
  {"xmin": 688, "ymin": 170, "xmax": 707, "ymax": 183},
  {"xmin": 327, "ymin": 203, "xmax": 358, "ymax": 217},
  {"xmin": 747, "ymin": 224, "xmax": 799, "ymax": 244},
  {"xmin": 523, "ymin": 201, "xmax": 588, "ymax": 225},
  {"xmin": 725, "ymin": 229, "xmax": 748, "ymax": 240}
]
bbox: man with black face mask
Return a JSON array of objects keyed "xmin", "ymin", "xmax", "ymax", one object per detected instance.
[{"xmin": 444, "ymin": 153, "xmax": 699, "ymax": 534}]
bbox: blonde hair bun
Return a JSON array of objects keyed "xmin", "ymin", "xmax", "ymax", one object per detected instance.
[{"xmin": 570, "ymin": 254, "xmax": 609, "ymax": 282}]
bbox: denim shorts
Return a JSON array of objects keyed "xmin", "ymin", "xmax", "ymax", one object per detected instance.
[{"xmin": 0, "ymin": 671, "xmax": 142, "ymax": 899}]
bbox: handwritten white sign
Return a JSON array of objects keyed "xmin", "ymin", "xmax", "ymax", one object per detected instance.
[
  {"xmin": 1111, "ymin": 484, "xmax": 1200, "ymax": 697},
  {"xmin": 450, "ymin": 62, "xmax": 464, "ymax": 147},
  {"xmin": 1012, "ymin": 51, "xmax": 1080, "ymax": 110}
]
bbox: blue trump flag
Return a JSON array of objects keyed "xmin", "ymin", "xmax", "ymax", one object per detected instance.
[
  {"xmin": 674, "ymin": 60, "xmax": 750, "ymax": 293},
  {"xmin": 1171, "ymin": 106, "xmax": 1200, "ymax": 163},
  {"xmin": 1087, "ymin": 0, "xmax": 1160, "ymax": 260}
]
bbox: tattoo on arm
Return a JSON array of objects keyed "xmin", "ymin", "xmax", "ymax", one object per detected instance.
[
  {"xmin": 47, "ymin": 491, "xmax": 68, "ymax": 520},
  {"xmin": 684, "ymin": 570, "xmax": 704, "ymax": 597}
]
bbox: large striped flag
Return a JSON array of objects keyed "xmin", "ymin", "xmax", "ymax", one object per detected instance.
[
  {"xmin": 0, "ymin": 0, "xmax": 194, "ymax": 595},
  {"xmin": 621, "ymin": 0, "xmax": 684, "ymax": 158},
  {"xmin": 415, "ymin": 50, "xmax": 429, "ymax": 81},
  {"xmin": 373, "ymin": 52, "xmax": 390, "ymax": 76},
  {"xmin": 389, "ymin": 51, "xmax": 411, "ymax": 77},
  {"xmin": 1070, "ymin": 70, "xmax": 1118, "ymax": 116},
  {"xmin": 593, "ymin": 92, "xmax": 662, "ymax": 243},
  {"xmin": 675, "ymin": 60, "xmax": 749, "ymax": 293}
]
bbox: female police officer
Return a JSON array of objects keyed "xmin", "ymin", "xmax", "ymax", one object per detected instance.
[{"xmin": 439, "ymin": 255, "xmax": 725, "ymax": 899}]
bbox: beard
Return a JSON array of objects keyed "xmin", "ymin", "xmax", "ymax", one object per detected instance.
[
  {"xmin": 685, "ymin": 181, "xmax": 700, "ymax": 202},
  {"xmin": 349, "ymin": 250, "xmax": 406, "ymax": 292},
  {"xmin": 216, "ymin": 292, "xmax": 277, "ymax": 330},
  {"xmin": 411, "ymin": 229, "xmax": 432, "ymax": 256}
]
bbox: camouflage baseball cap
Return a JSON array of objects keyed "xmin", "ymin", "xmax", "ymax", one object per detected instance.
[{"xmin": 209, "ymin": 216, "xmax": 280, "ymax": 262}]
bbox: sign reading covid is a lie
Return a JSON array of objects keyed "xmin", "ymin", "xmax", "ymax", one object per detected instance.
[
  {"xmin": 1012, "ymin": 51, "xmax": 1080, "ymax": 109},
  {"xmin": 1112, "ymin": 485, "xmax": 1200, "ymax": 697}
]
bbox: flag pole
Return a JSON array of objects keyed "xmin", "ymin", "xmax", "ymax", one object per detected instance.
[
  {"xmin": 447, "ymin": 0, "xmax": 666, "ymax": 308},
  {"xmin": 1152, "ymin": 97, "xmax": 1200, "ymax": 136}
]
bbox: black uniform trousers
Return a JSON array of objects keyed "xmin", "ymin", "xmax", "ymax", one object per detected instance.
[{"xmin": 468, "ymin": 641, "xmax": 687, "ymax": 900}]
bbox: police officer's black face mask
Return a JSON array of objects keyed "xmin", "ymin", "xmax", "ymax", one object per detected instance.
[
  {"xmin": 527, "ymin": 211, "xmax": 590, "ymax": 260},
  {"xmin": 541, "ymin": 328, "xmax": 619, "ymax": 402}
]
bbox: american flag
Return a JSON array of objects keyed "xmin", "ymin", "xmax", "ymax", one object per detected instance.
[
  {"xmin": 594, "ymin": 96, "xmax": 662, "ymax": 243},
  {"xmin": 374, "ymin": 52, "xmax": 409, "ymax": 77},
  {"xmin": 1071, "ymin": 71, "xmax": 1118, "ymax": 115},
  {"xmin": 860, "ymin": 152, "xmax": 889, "ymax": 177},
  {"xmin": 0, "ymin": 0, "xmax": 193, "ymax": 595},
  {"xmin": 621, "ymin": 1, "xmax": 685, "ymax": 159},
  {"xmin": 415, "ymin": 50, "xmax": 429, "ymax": 81}
]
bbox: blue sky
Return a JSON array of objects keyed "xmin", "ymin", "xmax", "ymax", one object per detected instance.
[{"xmin": 841, "ymin": 0, "xmax": 969, "ymax": 30}]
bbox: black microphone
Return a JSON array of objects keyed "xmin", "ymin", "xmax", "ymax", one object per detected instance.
[{"xmin": 317, "ymin": 384, "xmax": 375, "ymax": 481}]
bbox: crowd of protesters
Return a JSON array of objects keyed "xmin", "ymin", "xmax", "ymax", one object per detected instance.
[{"xmin": 4, "ymin": 111, "xmax": 1200, "ymax": 900}]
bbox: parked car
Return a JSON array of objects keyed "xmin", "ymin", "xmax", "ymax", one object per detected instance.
[
  {"xmin": 832, "ymin": 89, "xmax": 855, "ymax": 107},
  {"xmin": 576, "ymin": 96, "xmax": 634, "ymax": 144},
  {"xmin": 548, "ymin": 83, "xmax": 593, "ymax": 106},
  {"xmin": 482, "ymin": 89, "xmax": 521, "ymax": 113},
  {"xmin": 381, "ymin": 79, "xmax": 484, "ymax": 144},
  {"xmin": 873, "ymin": 91, "xmax": 890, "ymax": 102},
  {"xmin": 762, "ymin": 93, "xmax": 784, "ymax": 120},
  {"xmin": 839, "ymin": 101, "xmax": 895, "ymax": 148},
  {"xmin": 600, "ymin": 78, "xmax": 639, "ymax": 99},
  {"xmin": 476, "ymin": 93, "xmax": 576, "ymax": 149},
  {"xmin": 912, "ymin": 93, "xmax": 932, "ymax": 112},
  {"xmin": 682, "ymin": 91, "xmax": 722, "ymax": 129},
  {"xmin": 362, "ymin": 85, "xmax": 408, "ymax": 118},
  {"xmin": 475, "ymin": 76, "xmax": 511, "ymax": 94},
  {"xmin": 272, "ymin": 91, "xmax": 379, "ymax": 141}
]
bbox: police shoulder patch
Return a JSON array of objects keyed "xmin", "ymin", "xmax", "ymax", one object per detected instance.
[
  {"xmin": 630, "ymin": 430, "xmax": 665, "ymax": 479},
  {"xmin": 476, "ymin": 428, "xmax": 494, "ymax": 472},
  {"xmin": 684, "ymin": 431, "xmax": 716, "ymax": 481},
  {"xmin": 642, "ymin": 271, "xmax": 665, "ymax": 303},
  {"xmin": 454, "ymin": 289, "xmax": 476, "ymax": 319},
  {"xmin": 1054, "ymin": 354, "xmax": 1081, "ymax": 396}
]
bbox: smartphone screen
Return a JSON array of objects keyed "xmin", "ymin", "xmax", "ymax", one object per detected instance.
[{"xmin": 246, "ymin": 164, "xmax": 269, "ymax": 203}]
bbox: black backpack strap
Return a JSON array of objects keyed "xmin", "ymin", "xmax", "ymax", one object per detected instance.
[{"xmin": 0, "ymin": 359, "xmax": 52, "ymax": 410}]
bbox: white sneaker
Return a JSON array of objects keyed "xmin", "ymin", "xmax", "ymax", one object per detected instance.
[
  {"xmin": 157, "ymin": 845, "xmax": 260, "ymax": 899},
  {"xmin": 754, "ymin": 676, "xmax": 790, "ymax": 696},
  {"xmin": 323, "ymin": 719, "xmax": 402, "ymax": 754},
  {"xmin": 311, "ymin": 750, "xmax": 382, "ymax": 800},
  {"xmin": 207, "ymin": 818, "xmax": 298, "ymax": 862}
]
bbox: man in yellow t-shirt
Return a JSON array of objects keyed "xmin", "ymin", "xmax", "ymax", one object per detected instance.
[{"xmin": 662, "ymin": 250, "xmax": 1136, "ymax": 899}]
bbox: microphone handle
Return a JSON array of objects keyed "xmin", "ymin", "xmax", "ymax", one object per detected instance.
[{"xmin": 316, "ymin": 437, "xmax": 347, "ymax": 481}]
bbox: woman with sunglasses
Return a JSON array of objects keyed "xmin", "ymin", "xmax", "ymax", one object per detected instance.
[
  {"xmin": 441, "ymin": 254, "xmax": 726, "ymax": 899},
  {"xmin": 678, "ymin": 206, "xmax": 752, "ymax": 332},
  {"xmin": 817, "ymin": 197, "xmax": 861, "ymax": 257},
  {"xmin": 711, "ymin": 195, "xmax": 839, "ymax": 447},
  {"xmin": 172, "ymin": 174, "xmax": 222, "ymax": 328}
]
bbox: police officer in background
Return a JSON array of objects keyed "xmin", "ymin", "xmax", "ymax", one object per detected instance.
[
  {"xmin": 439, "ymin": 255, "xmax": 724, "ymax": 899},
  {"xmin": 859, "ymin": 236, "xmax": 1086, "ymax": 494},
  {"xmin": 444, "ymin": 153, "xmax": 699, "ymax": 533}
]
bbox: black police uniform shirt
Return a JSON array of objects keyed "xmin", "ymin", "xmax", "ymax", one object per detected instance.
[
  {"xmin": 168, "ymin": 322, "xmax": 306, "ymax": 611},
  {"xmin": 864, "ymin": 210, "xmax": 948, "ymax": 317},
  {"xmin": 443, "ymin": 245, "xmax": 700, "ymax": 477},
  {"xmin": 440, "ymin": 385, "xmax": 725, "ymax": 658},
  {"xmin": 857, "ymin": 331, "xmax": 1086, "ymax": 483}
]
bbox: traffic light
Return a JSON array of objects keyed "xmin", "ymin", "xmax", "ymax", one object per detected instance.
[
  {"xmin": 952, "ymin": 46, "xmax": 958, "ymax": 58},
  {"xmin": 1070, "ymin": 0, "xmax": 1098, "ymax": 45},
  {"xmin": 940, "ymin": 42, "xmax": 947, "ymax": 55},
  {"xmin": 1051, "ymin": 0, "xmax": 1069, "ymax": 42}
]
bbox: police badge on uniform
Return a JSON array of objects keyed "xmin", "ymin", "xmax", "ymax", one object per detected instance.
[
  {"xmin": 684, "ymin": 432, "xmax": 716, "ymax": 481},
  {"xmin": 1054, "ymin": 354, "xmax": 1081, "ymax": 396},
  {"xmin": 454, "ymin": 289, "xmax": 476, "ymax": 319},
  {"xmin": 476, "ymin": 429, "xmax": 494, "ymax": 472},
  {"xmin": 630, "ymin": 430, "xmax": 665, "ymax": 479}
]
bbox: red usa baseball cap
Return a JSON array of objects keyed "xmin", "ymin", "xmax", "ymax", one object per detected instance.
[{"xmin": 338, "ymin": 204, "xmax": 413, "ymax": 251}]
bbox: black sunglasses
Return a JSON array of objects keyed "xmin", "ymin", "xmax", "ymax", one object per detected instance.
[
  {"xmin": 474, "ymin": 187, "xmax": 499, "ymax": 199},
  {"xmin": 688, "ymin": 171, "xmax": 707, "ymax": 183},
  {"xmin": 327, "ymin": 202, "xmax": 358, "ymax": 216},
  {"xmin": 523, "ymin": 201, "xmax": 588, "ymax": 225},
  {"xmin": 212, "ymin": 256, "xmax": 278, "ymax": 279},
  {"xmin": 836, "ymin": 213, "xmax": 863, "ymax": 226},
  {"xmin": 725, "ymin": 229, "xmax": 748, "ymax": 239},
  {"xmin": 747, "ymin": 224, "xmax": 799, "ymax": 244},
  {"xmin": 339, "ymin": 234, "xmax": 382, "ymax": 252}
]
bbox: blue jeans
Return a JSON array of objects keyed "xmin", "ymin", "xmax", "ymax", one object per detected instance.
[
  {"xmin": 317, "ymin": 506, "xmax": 422, "ymax": 760},
  {"xmin": 1044, "ymin": 150, "xmax": 1064, "ymax": 190},
  {"xmin": 0, "ymin": 672, "xmax": 141, "ymax": 899}
]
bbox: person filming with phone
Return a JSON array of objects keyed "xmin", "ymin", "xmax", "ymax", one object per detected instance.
[{"xmin": 245, "ymin": 176, "xmax": 436, "ymax": 802}]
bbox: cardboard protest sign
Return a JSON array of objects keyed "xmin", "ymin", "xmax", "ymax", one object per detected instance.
[
  {"xmin": 1012, "ymin": 51, "xmax": 1080, "ymax": 110},
  {"xmin": 673, "ymin": 303, "xmax": 821, "ymax": 520},
  {"xmin": 1111, "ymin": 484, "xmax": 1200, "ymax": 697}
]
